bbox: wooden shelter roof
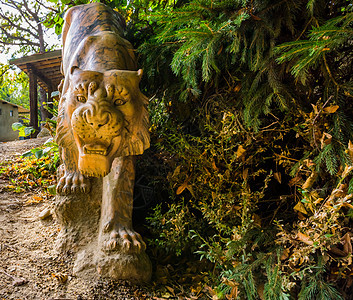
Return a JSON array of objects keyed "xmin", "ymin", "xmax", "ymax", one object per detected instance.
[{"xmin": 10, "ymin": 49, "xmax": 63, "ymax": 92}]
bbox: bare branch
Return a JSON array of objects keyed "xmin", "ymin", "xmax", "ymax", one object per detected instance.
[
  {"xmin": 0, "ymin": 0, "xmax": 39, "ymax": 32},
  {"xmin": 20, "ymin": 0, "xmax": 46, "ymax": 53},
  {"xmin": 0, "ymin": 26, "xmax": 39, "ymax": 46},
  {"xmin": 0, "ymin": 40, "xmax": 40, "ymax": 47},
  {"xmin": 0, "ymin": 0, "xmax": 52, "ymax": 53},
  {"xmin": 21, "ymin": 0, "xmax": 40, "ymax": 23},
  {"xmin": 37, "ymin": 1, "xmax": 60, "ymax": 14},
  {"xmin": 0, "ymin": 12, "xmax": 39, "ymax": 39}
]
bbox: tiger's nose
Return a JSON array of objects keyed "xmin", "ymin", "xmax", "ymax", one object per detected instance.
[{"xmin": 83, "ymin": 109, "xmax": 111, "ymax": 130}]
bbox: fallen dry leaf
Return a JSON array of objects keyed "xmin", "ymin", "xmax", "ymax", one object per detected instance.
[
  {"xmin": 311, "ymin": 104, "xmax": 319, "ymax": 115},
  {"xmin": 280, "ymin": 248, "xmax": 290, "ymax": 261},
  {"xmin": 348, "ymin": 141, "xmax": 353, "ymax": 161},
  {"xmin": 320, "ymin": 132, "xmax": 332, "ymax": 148},
  {"xmin": 342, "ymin": 233, "xmax": 352, "ymax": 256},
  {"xmin": 236, "ymin": 145, "xmax": 246, "ymax": 159},
  {"xmin": 242, "ymin": 168, "xmax": 249, "ymax": 181},
  {"xmin": 252, "ymin": 214, "xmax": 262, "ymax": 227},
  {"xmin": 289, "ymin": 175, "xmax": 302, "ymax": 187},
  {"xmin": 324, "ymin": 105, "xmax": 339, "ymax": 114},
  {"xmin": 294, "ymin": 201, "xmax": 308, "ymax": 215},
  {"xmin": 296, "ymin": 232, "xmax": 313, "ymax": 245},
  {"xmin": 274, "ymin": 172, "xmax": 282, "ymax": 184},
  {"xmin": 165, "ymin": 286, "xmax": 175, "ymax": 295},
  {"xmin": 302, "ymin": 171, "xmax": 318, "ymax": 189},
  {"xmin": 176, "ymin": 179, "xmax": 190, "ymax": 195}
]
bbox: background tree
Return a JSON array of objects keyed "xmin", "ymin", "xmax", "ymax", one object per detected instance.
[
  {"xmin": 0, "ymin": 0, "xmax": 60, "ymax": 124},
  {"xmin": 0, "ymin": 63, "xmax": 30, "ymax": 109}
]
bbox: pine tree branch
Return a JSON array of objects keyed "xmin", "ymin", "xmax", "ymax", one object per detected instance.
[
  {"xmin": 295, "ymin": 17, "xmax": 314, "ymax": 41},
  {"xmin": 258, "ymin": 0, "xmax": 292, "ymax": 15},
  {"xmin": 323, "ymin": 54, "xmax": 339, "ymax": 87}
]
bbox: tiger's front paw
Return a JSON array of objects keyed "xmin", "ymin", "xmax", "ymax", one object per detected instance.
[{"xmin": 56, "ymin": 171, "xmax": 91, "ymax": 195}]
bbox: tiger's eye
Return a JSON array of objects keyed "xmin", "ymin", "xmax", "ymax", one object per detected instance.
[
  {"xmin": 77, "ymin": 95, "xmax": 86, "ymax": 103},
  {"xmin": 114, "ymin": 98, "xmax": 127, "ymax": 106}
]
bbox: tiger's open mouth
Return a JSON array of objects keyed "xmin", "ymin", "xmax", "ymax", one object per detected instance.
[
  {"xmin": 74, "ymin": 133, "xmax": 123, "ymax": 177},
  {"xmin": 83, "ymin": 144, "xmax": 109, "ymax": 156},
  {"xmin": 84, "ymin": 149, "xmax": 106, "ymax": 155}
]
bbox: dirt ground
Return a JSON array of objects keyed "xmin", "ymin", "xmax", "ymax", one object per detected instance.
[{"xmin": 0, "ymin": 138, "xmax": 150, "ymax": 300}]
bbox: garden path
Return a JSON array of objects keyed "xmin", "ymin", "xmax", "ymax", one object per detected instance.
[{"xmin": 0, "ymin": 138, "xmax": 147, "ymax": 299}]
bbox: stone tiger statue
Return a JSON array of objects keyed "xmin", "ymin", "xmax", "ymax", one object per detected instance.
[{"xmin": 55, "ymin": 3, "xmax": 151, "ymax": 280}]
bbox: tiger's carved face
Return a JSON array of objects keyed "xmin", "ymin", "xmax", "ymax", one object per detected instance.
[{"xmin": 56, "ymin": 67, "xmax": 149, "ymax": 177}]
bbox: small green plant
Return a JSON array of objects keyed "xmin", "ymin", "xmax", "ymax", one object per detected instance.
[
  {"xmin": 0, "ymin": 139, "xmax": 59, "ymax": 196},
  {"xmin": 22, "ymin": 138, "xmax": 58, "ymax": 159},
  {"xmin": 12, "ymin": 122, "xmax": 34, "ymax": 138}
]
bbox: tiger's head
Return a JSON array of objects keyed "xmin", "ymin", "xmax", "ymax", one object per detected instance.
[{"xmin": 56, "ymin": 67, "xmax": 149, "ymax": 177}]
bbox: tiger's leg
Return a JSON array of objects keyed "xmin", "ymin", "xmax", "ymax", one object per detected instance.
[{"xmin": 99, "ymin": 156, "xmax": 145, "ymax": 253}]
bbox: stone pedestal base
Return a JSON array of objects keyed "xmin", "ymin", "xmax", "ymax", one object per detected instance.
[
  {"xmin": 54, "ymin": 176, "xmax": 151, "ymax": 283},
  {"xmin": 54, "ymin": 178, "xmax": 102, "ymax": 252},
  {"xmin": 97, "ymin": 252, "xmax": 152, "ymax": 283}
]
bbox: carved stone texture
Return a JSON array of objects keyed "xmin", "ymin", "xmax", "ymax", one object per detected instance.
[{"xmin": 54, "ymin": 2, "xmax": 151, "ymax": 283}]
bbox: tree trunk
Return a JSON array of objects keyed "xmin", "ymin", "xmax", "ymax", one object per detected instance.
[
  {"xmin": 37, "ymin": 21, "xmax": 50, "ymax": 125},
  {"xmin": 39, "ymin": 87, "xmax": 50, "ymax": 125},
  {"xmin": 37, "ymin": 22, "xmax": 46, "ymax": 53}
]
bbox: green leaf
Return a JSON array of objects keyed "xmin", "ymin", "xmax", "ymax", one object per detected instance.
[
  {"xmin": 12, "ymin": 122, "xmax": 23, "ymax": 131},
  {"xmin": 48, "ymin": 185, "xmax": 57, "ymax": 195},
  {"xmin": 43, "ymin": 147, "xmax": 52, "ymax": 155},
  {"xmin": 33, "ymin": 149, "xmax": 44, "ymax": 159},
  {"xmin": 24, "ymin": 126, "xmax": 34, "ymax": 136},
  {"xmin": 55, "ymin": 23, "xmax": 62, "ymax": 35},
  {"xmin": 22, "ymin": 150, "xmax": 33, "ymax": 157}
]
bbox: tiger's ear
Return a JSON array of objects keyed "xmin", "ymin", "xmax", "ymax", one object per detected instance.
[{"xmin": 70, "ymin": 66, "xmax": 81, "ymax": 75}]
